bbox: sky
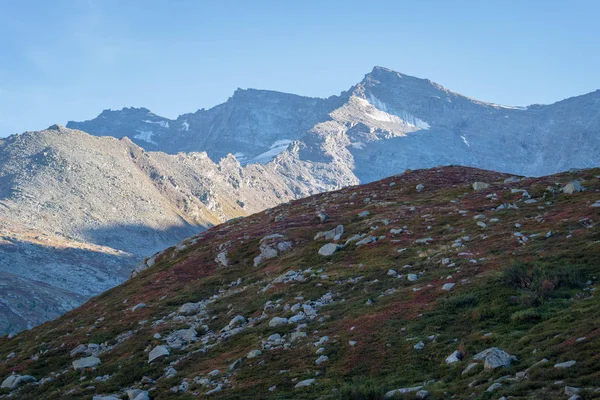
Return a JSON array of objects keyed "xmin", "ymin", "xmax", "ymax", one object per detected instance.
[{"xmin": 1, "ymin": 0, "xmax": 599, "ymax": 136}]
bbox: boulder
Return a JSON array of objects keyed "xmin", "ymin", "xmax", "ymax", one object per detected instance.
[
  {"xmin": 247, "ymin": 350, "xmax": 262, "ymax": 359},
  {"xmin": 384, "ymin": 386, "xmax": 423, "ymax": 398},
  {"xmin": 269, "ymin": 317, "xmax": 289, "ymax": 328},
  {"xmin": 148, "ymin": 346, "xmax": 170, "ymax": 363},
  {"xmin": 295, "ymin": 378, "xmax": 315, "ymax": 388},
  {"xmin": 473, "ymin": 347, "xmax": 513, "ymax": 370},
  {"xmin": 472, "ymin": 182, "xmax": 490, "ymax": 191},
  {"xmin": 445, "ymin": 350, "xmax": 463, "ymax": 364},
  {"xmin": 318, "ymin": 243, "xmax": 340, "ymax": 256},
  {"xmin": 562, "ymin": 181, "xmax": 582, "ymax": 194},
  {"xmin": 131, "ymin": 303, "xmax": 146, "ymax": 312},
  {"xmin": 1, "ymin": 374, "xmax": 36, "ymax": 390},
  {"xmin": 554, "ymin": 360, "xmax": 576, "ymax": 368},
  {"xmin": 315, "ymin": 355, "xmax": 329, "ymax": 365},
  {"xmin": 73, "ymin": 356, "xmax": 101, "ymax": 370},
  {"xmin": 442, "ymin": 283, "xmax": 455, "ymax": 291}
]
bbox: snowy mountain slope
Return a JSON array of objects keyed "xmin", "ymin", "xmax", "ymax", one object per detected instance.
[{"xmin": 67, "ymin": 66, "xmax": 600, "ymax": 180}]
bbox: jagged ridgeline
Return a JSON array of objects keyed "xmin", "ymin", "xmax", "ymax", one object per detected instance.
[{"xmin": 1, "ymin": 166, "xmax": 599, "ymax": 399}]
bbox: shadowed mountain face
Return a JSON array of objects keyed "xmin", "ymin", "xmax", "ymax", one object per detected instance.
[
  {"xmin": 1, "ymin": 166, "xmax": 598, "ymax": 399},
  {"xmin": 68, "ymin": 66, "xmax": 600, "ymax": 178}
]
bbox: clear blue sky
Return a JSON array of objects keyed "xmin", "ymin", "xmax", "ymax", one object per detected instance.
[{"xmin": 1, "ymin": 0, "xmax": 599, "ymax": 136}]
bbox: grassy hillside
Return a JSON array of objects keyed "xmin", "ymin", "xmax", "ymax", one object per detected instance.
[{"xmin": 1, "ymin": 166, "xmax": 599, "ymax": 399}]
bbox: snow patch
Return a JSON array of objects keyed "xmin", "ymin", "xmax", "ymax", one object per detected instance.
[
  {"xmin": 181, "ymin": 120, "xmax": 190, "ymax": 131},
  {"xmin": 143, "ymin": 120, "xmax": 170, "ymax": 128},
  {"xmin": 350, "ymin": 141, "xmax": 366, "ymax": 149},
  {"xmin": 134, "ymin": 130, "xmax": 158, "ymax": 145},
  {"xmin": 461, "ymin": 135, "xmax": 470, "ymax": 147},
  {"xmin": 247, "ymin": 140, "xmax": 293, "ymax": 164},
  {"xmin": 364, "ymin": 95, "xmax": 431, "ymax": 130}
]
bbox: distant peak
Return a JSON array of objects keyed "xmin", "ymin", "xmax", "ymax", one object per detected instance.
[{"xmin": 46, "ymin": 124, "xmax": 68, "ymax": 132}]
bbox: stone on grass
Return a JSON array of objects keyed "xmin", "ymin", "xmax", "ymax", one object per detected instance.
[
  {"xmin": 295, "ymin": 378, "xmax": 315, "ymax": 388},
  {"xmin": 473, "ymin": 347, "xmax": 513, "ymax": 370},
  {"xmin": 269, "ymin": 317, "xmax": 288, "ymax": 328},
  {"xmin": 73, "ymin": 356, "xmax": 101, "ymax": 370},
  {"xmin": 445, "ymin": 350, "xmax": 463, "ymax": 364},
  {"xmin": 562, "ymin": 181, "xmax": 582, "ymax": 194},
  {"xmin": 318, "ymin": 243, "xmax": 340, "ymax": 256},
  {"xmin": 384, "ymin": 386, "xmax": 423, "ymax": 398},
  {"xmin": 1, "ymin": 374, "xmax": 36, "ymax": 390},
  {"xmin": 472, "ymin": 182, "xmax": 490, "ymax": 191},
  {"xmin": 247, "ymin": 350, "xmax": 262, "ymax": 359},
  {"xmin": 148, "ymin": 346, "xmax": 169, "ymax": 363},
  {"xmin": 487, "ymin": 383, "xmax": 503, "ymax": 392},
  {"xmin": 554, "ymin": 360, "xmax": 576, "ymax": 368},
  {"xmin": 442, "ymin": 283, "xmax": 455, "ymax": 291},
  {"xmin": 315, "ymin": 355, "xmax": 329, "ymax": 365}
]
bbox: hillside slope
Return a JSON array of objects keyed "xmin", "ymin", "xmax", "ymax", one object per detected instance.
[{"xmin": 1, "ymin": 166, "xmax": 599, "ymax": 399}]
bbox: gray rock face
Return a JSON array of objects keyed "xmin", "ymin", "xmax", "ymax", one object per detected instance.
[{"xmin": 72, "ymin": 356, "xmax": 101, "ymax": 370}]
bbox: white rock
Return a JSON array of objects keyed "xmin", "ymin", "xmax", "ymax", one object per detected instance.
[{"xmin": 442, "ymin": 283, "xmax": 455, "ymax": 291}]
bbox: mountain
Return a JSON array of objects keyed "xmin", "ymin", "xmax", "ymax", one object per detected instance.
[
  {"xmin": 0, "ymin": 125, "xmax": 355, "ymax": 335},
  {"xmin": 1, "ymin": 166, "xmax": 598, "ymax": 399},
  {"xmin": 68, "ymin": 66, "xmax": 600, "ymax": 180},
  {"xmin": 4, "ymin": 66, "xmax": 599, "ymax": 335}
]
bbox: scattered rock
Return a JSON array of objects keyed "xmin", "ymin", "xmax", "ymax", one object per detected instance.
[
  {"xmin": 414, "ymin": 341, "xmax": 425, "ymax": 350},
  {"xmin": 462, "ymin": 362, "xmax": 480, "ymax": 375},
  {"xmin": 148, "ymin": 346, "xmax": 169, "ymax": 363},
  {"xmin": 562, "ymin": 181, "xmax": 582, "ymax": 194},
  {"xmin": 131, "ymin": 303, "xmax": 146, "ymax": 312},
  {"xmin": 73, "ymin": 356, "xmax": 101, "ymax": 370},
  {"xmin": 487, "ymin": 382, "xmax": 503, "ymax": 392},
  {"xmin": 442, "ymin": 283, "xmax": 455, "ymax": 291},
  {"xmin": 416, "ymin": 184, "xmax": 425, "ymax": 192},
  {"xmin": 295, "ymin": 378, "xmax": 316, "ymax": 388},
  {"xmin": 384, "ymin": 386, "xmax": 423, "ymax": 398},
  {"xmin": 269, "ymin": 317, "xmax": 289, "ymax": 328},
  {"xmin": 315, "ymin": 355, "xmax": 329, "ymax": 365},
  {"xmin": 247, "ymin": 350, "xmax": 262, "ymax": 359},
  {"xmin": 1, "ymin": 374, "xmax": 36, "ymax": 390},
  {"xmin": 445, "ymin": 350, "xmax": 463, "ymax": 364},
  {"xmin": 473, "ymin": 347, "xmax": 513, "ymax": 370},
  {"xmin": 554, "ymin": 360, "xmax": 576, "ymax": 368},
  {"xmin": 318, "ymin": 243, "xmax": 341, "ymax": 256},
  {"xmin": 472, "ymin": 182, "xmax": 490, "ymax": 191}
]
